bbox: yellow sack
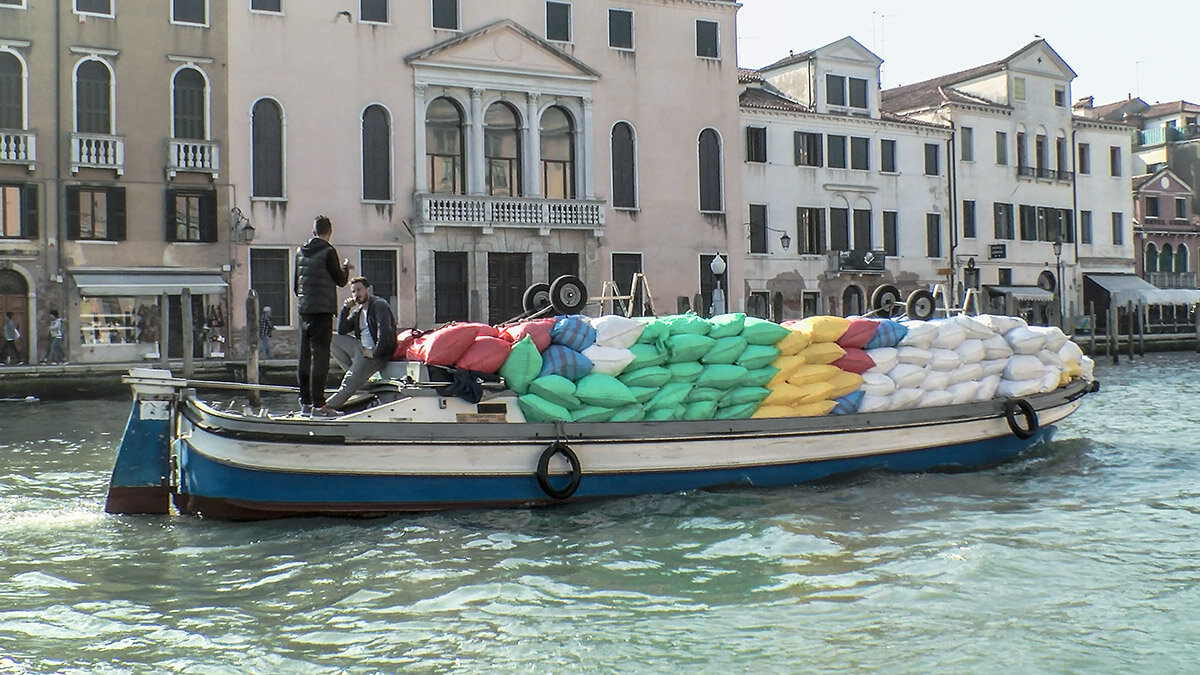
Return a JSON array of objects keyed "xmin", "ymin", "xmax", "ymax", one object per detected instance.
[
  {"xmin": 826, "ymin": 371, "xmax": 864, "ymax": 399},
  {"xmin": 762, "ymin": 382, "xmax": 815, "ymax": 407},
  {"xmin": 793, "ymin": 400, "xmax": 836, "ymax": 417},
  {"xmin": 796, "ymin": 316, "xmax": 851, "ymax": 343},
  {"xmin": 1058, "ymin": 370, "xmax": 1073, "ymax": 386},
  {"xmin": 752, "ymin": 405, "xmax": 795, "ymax": 419},
  {"xmin": 787, "ymin": 364, "xmax": 842, "ymax": 386},
  {"xmin": 775, "ymin": 330, "xmax": 812, "ymax": 356},
  {"xmin": 792, "ymin": 380, "xmax": 836, "ymax": 404},
  {"xmin": 768, "ymin": 355, "xmax": 807, "ymax": 386},
  {"xmin": 797, "ymin": 342, "xmax": 846, "ymax": 365}
]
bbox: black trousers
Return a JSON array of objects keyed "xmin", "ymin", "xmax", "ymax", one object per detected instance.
[
  {"xmin": 297, "ymin": 313, "xmax": 333, "ymax": 406},
  {"xmin": 0, "ymin": 339, "xmax": 20, "ymax": 364}
]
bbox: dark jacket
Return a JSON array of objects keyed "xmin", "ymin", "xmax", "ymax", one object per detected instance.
[
  {"xmin": 293, "ymin": 237, "xmax": 349, "ymax": 315},
  {"xmin": 337, "ymin": 296, "xmax": 397, "ymax": 362}
]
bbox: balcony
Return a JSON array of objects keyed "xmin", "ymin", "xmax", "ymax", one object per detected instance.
[
  {"xmin": 71, "ymin": 133, "xmax": 125, "ymax": 175},
  {"xmin": 0, "ymin": 130, "xmax": 36, "ymax": 171},
  {"xmin": 1137, "ymin": 124, "xmax": 1200, "ymax": 147},
  {"xmin": 415, "ymin": 193, "xmax": 606, "ymax": 235},
  {"xmin": 1146, "ymin": 271, "xmax": 1197, "ymax": 289},
  {"xmin": 167, "ymin": 139, "xmax": 220, "ymax": 179},
  {"xmin": 1056, "ymin": 169, "xmax": 1074, "ymax": 181},
  {"xmin": 1016, "ymin": 166, "xmax": 1035, "ymax": 178}
]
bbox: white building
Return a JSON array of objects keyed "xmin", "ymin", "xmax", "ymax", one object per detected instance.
[
  {"xmin": 881, "ymin": 39, "xmax": 1134, "ymax": 327},
  {"xmin": 737, "ymin": 37, "xmax": 953, "ymax": 320}
]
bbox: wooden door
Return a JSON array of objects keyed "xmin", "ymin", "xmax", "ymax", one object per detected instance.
[
  {"xmin": 488, "ymin": 252, "xmax": 528, "ymax": 324},
  {"xmin": 0, "ymin": 269, "xmax": 28, "ymax": 362}
]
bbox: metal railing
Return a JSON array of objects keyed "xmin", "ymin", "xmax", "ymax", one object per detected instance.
[
  {"xmin": 167, "ymin": 139, "xmax": 220, "ymax": 179},
  {"xmin": 1017, "ymin": 166, "xmax": 1035, "ymax": 178},
  {"xmin": 1146, "ymin": 271, "xmax": 1198, "ymax": 289},
  {"xmin": 416, "ymin": 193, "xmax": 606, "ymax": 232},
  {"xmin": 0, "ymin": 129, "xmax": 36, "ymax": 170},
  {"xmin": 71, "ymin": 132, "xmax": 125, "ymax": 175}
]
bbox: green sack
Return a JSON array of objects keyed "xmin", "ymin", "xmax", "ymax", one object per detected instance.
[
  {"xmin": 714, "ymin": 402, "xmax": 761, "ymax": 420},
  {"xmin": 740, "ymin": 365, "xmax": 780, "ymax": 387},
  {"xmin": 499, "ymin": 336, "xmax": 543, "ymax": 395},
  {"xmin": 682, "ymin": 400, "xmax": 719, "ymax": 421},
  {"xmin": 695, "ymin": 364, "xmax": 749, "ymax": 390},
  {"xmin": 707, "ymin": 312, "xmax": 747, "ymax": 339},
  {"xmin": 628, "ymin": 385, "xmax": 658, "ymax": 403},
  {"xmin": 721, "ymin": 386, "xmax": 771, "ymax": 407},
  {"xmin": 609, "ymin": 403, "xmax": 646, "ymax": 422},
  {"xmin": 517, "ymin": 393, "xmax": 573, "ymax": 422},
  {"xmin": 736, "ymin": 344, "xmax": 781, "ymax": 370},
  {"xmin": 645, "ymin": 382, "xmax": 693, "ymax": 411},
  {"xmin": 528, "ymin": 374, "xmax": 581, "ymax": 409},
  {"xmin": 685, "ymin": 386, "xmax": 725, "ymax": 403},
  {"xmin": 645, "ymin": 407, "xmax": 679, "ymax": 421},
  {"xmin": 663, "ymin": 313, "xmax": 711, "ymax": 335},
  {"xmin": 627, "ymin": 342, "xmax": 668, "ymax": 369},
  {"xmin": 618, "ymin": 365, "xmax": 671, "ymax": 388},
  {"xmin": 741, "ymin": 316, "xmax": 791, "ymax": 346},
  {"xmin": 701, "ymin": 336, "xmax": 748, "ymax": 365},
  {"xmin": 574, "ymin": 373, "xmax": 638, "ymax": 408},
  {"xmin": 666, "ymin": 361, "xmax": 704, "ymax": 382},
  {"xmin": 571, "ymin": 405, "xmax": 614, "ymax": 422},
  {"xmin": 666, "ymin": 334, "xmax": 715, "ymax": 363},
  {"xmin": 635, "ymin": 319, "xmax": 670, "ymax": 345}
]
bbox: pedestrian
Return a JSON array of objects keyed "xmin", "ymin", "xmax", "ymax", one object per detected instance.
[
  {"xmin": 323, "ymin": 276, "xmax": 397, "ymax": 414},
  {"xmin": 258, "ymin": 306, "xmax": 274, "ymax": 359},
  {"xmin": 1, "ymin": 311, "xmax": 21, "ymax": 366},
  {"xmin": 45, "ymin": 310, "xmax": 66, "ymax": 364},
  {"xmin": 293, "ymin": 215, "xmax": 350, "ymax": 416}
]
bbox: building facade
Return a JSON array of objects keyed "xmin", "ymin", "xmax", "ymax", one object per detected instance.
[{"xmin": 0, "ymin": 0, "xmax": 231, "ymax": 364}]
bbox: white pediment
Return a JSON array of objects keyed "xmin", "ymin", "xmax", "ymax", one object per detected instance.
[
  {"xmin": 1006, "ymin": 41, "xmax": 1076, "ymax": 81},
  {"xmin": 814, "ymin": 36, "xmax": 883, "ymax": 67},
  {"xmin": 407, "ymin": 20, "xmax": 600, "ymax": 84}
]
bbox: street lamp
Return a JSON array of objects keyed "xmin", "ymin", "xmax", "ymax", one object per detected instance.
[
  {"xmin": 710, "ymin": 254, "xmax": 727, "ymax": 315},
  {"xmin": 1052, "ymin": 235, "xmax": 1064, "ymax": 329}
]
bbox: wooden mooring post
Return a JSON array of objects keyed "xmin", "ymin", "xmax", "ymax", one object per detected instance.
[
  {"xmin": 182, "ymin": 288, "xmax": 194, "ymax": 379},
  {"xmin": 1088, "ymin": 302, "xmax": 1097, "ymax": 357},
  {"xmin": 246, "ymin": 290, "xmax": 261, "ymax": 407},
  {"xmin": 1126, "ymin": 301, "xmax": 1135, "ymax": 361},
  {"xmin": 1108, "ymin": 305, "xmax": 1118, "ymax": 364}
]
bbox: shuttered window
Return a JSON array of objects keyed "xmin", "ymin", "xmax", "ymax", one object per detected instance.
[
  {"xmin": 362, "ymin": 104, "xmax": 391, "ymax": 201},
  {"xmin": 172, "ymin": 67, "xmax": 206, "ymax": 140},
  {"xmin": 75, "ymin": 60, "xmax": 111, "ymax": 134},
  {"xmin": 251, "ymin": 99, "xmax": 283, "ymax": 198},
  {"xmin": 611, "ymin": 122, "xmax": 636, "ymax": 208}
]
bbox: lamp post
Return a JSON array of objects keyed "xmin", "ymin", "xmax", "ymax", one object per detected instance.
[
  {"xmin": 710, "ymin": 254, "xmax": 727, "ymax": 316},
  {"xmin": 1052, "ymin": 236, "xmax": 1064, "ymax": 330}
]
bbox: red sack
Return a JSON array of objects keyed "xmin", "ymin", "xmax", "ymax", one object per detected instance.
[
  {"xmin": 458, "ymin": 322, "xmax": 500, "ymax": 338},
  {"xmin": 406, "ymin": 323, "xmax": 481, "ymax": 365},
  {"xmin": 831, "ymin": 348, "xmax": 876, "ymax": 374},
  {"xmin": 455, "ymin": 336, "xmax": 513, "ymax": 373},
  {"xmin": 837, "ymin": 319, "xmax": 881, "ymax": 349},
  {"xmin": 500, "ymin": 318, "xmax": 555, "ymax": 352},
  {"xmin": 391, "ymin": 328, "xmax": 423, "ymax": 361}
]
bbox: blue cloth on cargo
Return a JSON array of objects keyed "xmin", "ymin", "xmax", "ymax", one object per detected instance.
[
  {"xmin": 538, "ymin": 345, "xmax": 593, "ymax": 380},
  {"xmin": 830, "ymin": 390, "xmax": 865, "ymax": 415},
  {"xmin": 435, "ymin": 368, "xmax": 502, "ymax": 404},
  {"xmin": 550, "ymin": 316, "xmax": 597, "ymax": 352},
  {"xmin": 864, "ymin": 320, "xmax": 908, "ymax": 349}
]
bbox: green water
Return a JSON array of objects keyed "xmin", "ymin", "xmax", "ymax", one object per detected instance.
[{"xmin": 1, "ymin": 353, "xmax": 1198, "ymax": 672}]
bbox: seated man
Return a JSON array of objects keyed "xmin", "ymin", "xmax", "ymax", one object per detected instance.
[{"xmin": 319, "ymin": 276, "xmax": 397, "ymax": 415}]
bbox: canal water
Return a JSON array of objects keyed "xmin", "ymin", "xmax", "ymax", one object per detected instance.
[{"xmin": 1, "ymin": 353, "xmax": 1199, "ymax": 672}]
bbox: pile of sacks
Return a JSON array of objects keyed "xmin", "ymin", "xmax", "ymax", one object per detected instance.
[{"xmin": 393, "ymin": 311, "xmax": 1094, "ymax": 423}]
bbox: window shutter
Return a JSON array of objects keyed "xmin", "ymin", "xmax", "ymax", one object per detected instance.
[
  {"xmin": 107, "ymin": 187, "xmax": 126, "ymax": 241},
  {"xmin": 164, "ymin": 188, "xmax": 177, "ymax": 241},
  {"xmin": 65, "ymin": 185, "xmax": 80, "ymax": 239},
  {"xmin": 20, "ymin": 184, "xmax": 38, "ymax": 238},
  {"xmin": 199, "ymin": 190, "xmax": 217, "ymax": 242}
]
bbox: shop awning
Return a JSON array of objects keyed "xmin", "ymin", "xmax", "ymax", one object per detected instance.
[
  {"xmin": 72, "ymin": 270, "xmax": 228, "ymax": 296},
  {"xmin": 1085, "ymin": 274, "xmax": 1200, "ymax": 306},
  {"xmin": 985, "ymin": 285, "xmax": 1055, "ymax": 302}
]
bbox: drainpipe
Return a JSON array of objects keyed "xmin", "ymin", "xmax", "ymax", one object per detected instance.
[
  {"xmin": 53, "ymin": 1, "xmax": 64, "ymax": 297},
  {"xmin": 935, "ymin": 105, "xmax": 957, "ymax": 303},
  {"xmin": 1070, "ymin": 128, "xmax": 1080, "ymax": 324}
]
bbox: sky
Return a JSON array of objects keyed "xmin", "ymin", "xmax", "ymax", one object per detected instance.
[{"xmin": 735, "ymin": 0, "xmax": 1200, "ymax": 107}]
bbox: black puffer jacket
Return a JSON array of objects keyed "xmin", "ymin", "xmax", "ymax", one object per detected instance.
[{"xmin": 293, "ymin": 237, "xmax": 349, "ymax": 315}]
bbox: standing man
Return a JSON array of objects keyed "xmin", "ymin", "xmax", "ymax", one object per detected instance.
[
  {"xmin": 294, "ymin": 215, "xmax": 350, "ymax": 416},
  {"xmin": 1, "ymin": 312, "xmax": 21, "ymax": 365},
  {"xmin": 322, "ymin": 276, "xmax": 397, "ymax": 414},
  {"xmin": 45, "ymin": 310, "xmax": 66, "ymax": 364},
  {"xmin": 257, "ymin": 306, "xmax": 274, "ymax": 359}
]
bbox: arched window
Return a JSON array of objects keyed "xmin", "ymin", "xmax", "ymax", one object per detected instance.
[
  {"xmin": 1160, "ymin": 243, "xmax": 1174, "ymax": 274},
  {"xmin": 698, "ymin": 128, "xmax": 723, "ymax": 212},
  {"xmin": 1145, "ymin": 243, "xmax": 1159, "ymax": 273},
  {"xmin": 362, "ymin": 104, "xmax": 391, "ymax": 201},
  {"xmin": 611, "ymin": 121, "xmax": 636, "ymax": 209},
  {"xmin": 0, "ymin": 51, "xmax": 23, "ymax": 130},
  {"xmin": 541, "ymin": 105, "xmax": 575, "ymax": 199},
  {"xmin": 172, "ymin": 67, "xmax": 206, "ymax": 139},
  {"xmin": 251, "ymin": 98, "xmax": 284, "ymax": 198},
  {"xmin": 1176, "ymin": 244, "xmax": 1189, "ymax": 275},
  {"xmin": 75, "ymin": 59, "xmax": 112, "ymax": 133},
  {"xmin": 485, "ymin": 102, "xmax": 521, "ymax": 197},
  {"xmin": 426, "ymin": 97, "xmax": 464, "ymax": 195}
]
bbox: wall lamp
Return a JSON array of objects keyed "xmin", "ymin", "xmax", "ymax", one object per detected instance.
[
  {"xmin": 231, "ymin": 207, "xmax": 255, "ymax": 243},
  {"xmin": 746, "ymin": 222, "xmax": 791, "ymax": 250}
]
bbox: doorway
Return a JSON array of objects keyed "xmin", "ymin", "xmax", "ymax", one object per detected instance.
[
  {"xmin": 488, "ymin": 252, "xmax": 529, "ymax": 324},
  {"xmin": 0, "ymin": 269, "xmax": 28, "ymax": 362}
]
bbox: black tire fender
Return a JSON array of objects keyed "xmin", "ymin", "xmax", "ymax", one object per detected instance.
[
  {"xmin": 536, "ymin": 441, "xmax": 582, "ymax": 500},
  {"xmin": 1003, "ymin": 398, "xmax": 1039, "ymax": 439}
]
